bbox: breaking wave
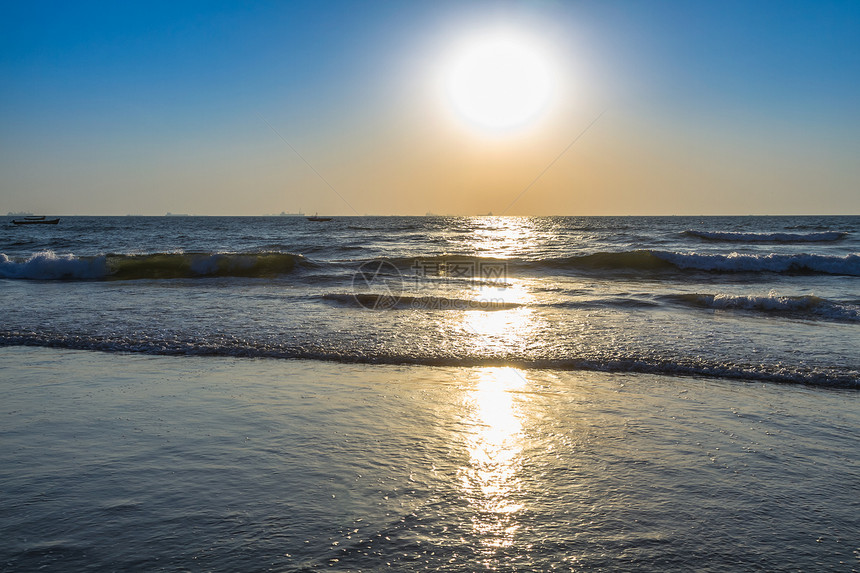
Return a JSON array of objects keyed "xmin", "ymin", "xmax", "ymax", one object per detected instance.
[
  {"xmin": 4, "ymin": 249, "xmax": 860, "ymax": 281},
  {"xmin": 1, "ymin": 330, "xmax": 856, "ymax": 388},
  {"xmin": 665, "ymin": 293, "xmax": 860, "ymax": 322},
  {"xmin": 0, "ymin": 251, "xmax": 308, "ymax": 280},
  {"xmin": 387, "ymin": 251, "xmax": 860, "ymax": 276},
  {"xmin": 684, "ymin": 230, "xmax": 847, "ymax": 242},
  {"xmin": 650, "ymin": 251, "xmax": 860, "ymax": 275}
]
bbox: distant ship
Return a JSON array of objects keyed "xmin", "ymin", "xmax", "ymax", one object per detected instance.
[
  {"xmin": 12, "ymin": 215, "xmax": 59, "ymax": 225},
  {"xmin": 306, "ymin": 214, "xmax": 332, "ymax": 222}
]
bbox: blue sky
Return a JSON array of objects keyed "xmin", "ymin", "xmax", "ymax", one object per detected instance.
[{"xmin": 2, "ymin": 0, "xmax": 859, "ymax": 215}]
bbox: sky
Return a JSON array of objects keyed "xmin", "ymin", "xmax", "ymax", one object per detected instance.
[{"xmin": 1, "ymin": 0, "xmax": 859, "ymax": 216}]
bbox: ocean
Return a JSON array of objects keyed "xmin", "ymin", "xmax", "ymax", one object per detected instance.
[
  {"xmin": 1, "ymin": 215, "xmax": 858, "ymax": 571},
  {"xmin": 1, "ymin": 215, "xmax": 858, "ymax": 386}
]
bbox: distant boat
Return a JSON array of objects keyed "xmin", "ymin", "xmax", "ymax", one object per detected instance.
[
  {"xmin": 306, "ymin": 214, "xmax": 332, "ymax": 222},
  {"xmin": 12, "ymin": 216, "xmax": 59, "ymax": 225}
]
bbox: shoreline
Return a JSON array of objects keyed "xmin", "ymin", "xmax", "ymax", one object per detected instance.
[
  {"xmin": 2, "ymin": 345, "xmax": 857, "ymax": 571},
  {"xmin": 1, "ymin": 343, "xmax": 856, "ymax": 390}
]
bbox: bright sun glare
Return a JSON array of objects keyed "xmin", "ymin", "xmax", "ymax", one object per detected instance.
[{"xmin": 445, "ymin": 32, "xmax": 553, "ymax": 131}]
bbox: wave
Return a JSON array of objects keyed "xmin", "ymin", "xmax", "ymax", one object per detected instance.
[
  {"xmin": 1, "ymin": 331, "xmax": 856, "ymax": 388},
  {"xmin": 549, "ymin": 297, "xmax": 661, "ymax": 310},
  {"xmin": 323, "ymin": 293, "xmax": 521, "ymax": 311},
  {"xmin": 382, "ymin": 252, "xmax": 676, "ymax": 275},
  {"xmin": 4, "ymin": 249, "xmax": 859, "ymax": 282},
  {"xmin": 651, "ymin": 251, "xmax": 860, "ymax": 275},
  {"xmin": 333, "ymin": 289, "xmax": 859, "ymax": 320},
  {"xmin": 385, "ymin": 251, "xmax": 860, "ymax": 276},
  {"xmin": 0, "ymin": 251, "xmax": 308, "ymax": 280},
  {"xmin": 665, "ymin": 293, "xmax": 860, "ymax": 322},
  {"xmin": 684, "ymin": 230, "xmax": 847, "ymax": 242}
]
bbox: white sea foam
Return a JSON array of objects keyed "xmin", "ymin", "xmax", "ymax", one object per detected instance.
[
  {"xmin": 654, "ymin": 251, "xmax": 860, "ymax": 275},
  {"xmin": 0, "ymin": 251, "xmax": 107, "ymax": 280},
  {"xmin": 684, "ymin": 230, "xmax": 847, "ymax": 242},
  {"xmin": 0, "ymin": 251, "xmax": 304, "ymax": 280},
  {"xmin": 1, "ymin": 329, "xmax": 857, "ymax": 387},
  {"xmin": 673, "ymin": 292, "xmax": 860, "ymax": 322}
]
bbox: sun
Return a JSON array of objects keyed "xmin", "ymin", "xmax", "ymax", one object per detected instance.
[{"xmin": 444, "ymin": 32, "xmax": 553, "ymax": 131}]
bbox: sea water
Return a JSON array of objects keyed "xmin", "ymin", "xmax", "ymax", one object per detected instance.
[
  {"xmin": 1, "ymin": 216, "xmax": 858, "ymax": 386},
  {"xmin": 1, "ymin": 349, "xmax": 857, "ymax": 571},
  {"xmin": 1, "ymin": 216, "xmax": 859, "ymax": 571}
]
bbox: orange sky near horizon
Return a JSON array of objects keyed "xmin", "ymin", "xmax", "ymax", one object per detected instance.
[{"xmin": 2, "ymin": 1, "xmax": 859, "ymax": 216}]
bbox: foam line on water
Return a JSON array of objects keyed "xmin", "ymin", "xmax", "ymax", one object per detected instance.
[
  {"xmin": 684, "ymin": 229, "xmax": 848, "ymax": 242},
  {"xmin": 1, "ymin": 330, "xmax": 857, "ymax": 388},
  {"xmin": 664, "ymin": 292, "xmax": 860, "ymax": 322}
]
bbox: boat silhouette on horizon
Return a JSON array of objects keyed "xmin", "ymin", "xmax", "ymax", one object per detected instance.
[{"xmin": 12, "ymin": 215, "xmax": 60, "ymax": 225}]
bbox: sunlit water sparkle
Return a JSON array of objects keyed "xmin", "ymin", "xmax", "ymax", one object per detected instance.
[
  {"xmin": 2, "ymin": 215, "xmax": 855, "ymax": 386},
  {"xmin": 1, "ymin": 215, "xmax": 858, "ymax": 569},
  {"xmin": 1, "ymin": 349, "xmax": 856, "ymax": 571}
]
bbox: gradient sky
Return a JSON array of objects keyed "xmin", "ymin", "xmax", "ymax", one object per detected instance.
[{"xmin": 2, "ymin": 0, "xmax": 859, "ymax": 215}]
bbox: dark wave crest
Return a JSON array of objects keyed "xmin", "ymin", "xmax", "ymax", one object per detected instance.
[
  {"xmin": 4, "ymin": 249, "xmax": 859, "ymax": 281},
  {"xmin": 663, "ymin": 293, "xmax": 860, "ymax": 322},
  {"xmin": 0, "ymin": 251, "xmax": 308, "ymax": 280},
  {"xmin": 683, "ymin": 229, "xmax": 848, "ymax": 243},
  {"xmin": 387, "ymin": 251, "xmax": 860, "ymax": 276},
  {"xmin": 323, "ymin": 293, "xmax": 521, "ymax": 311}
]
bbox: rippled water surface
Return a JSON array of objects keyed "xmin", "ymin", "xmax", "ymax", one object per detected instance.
[
  {"xmin": 2, "ymin": 215, "xmax": 858, "ymax": 386},
  {"xmin": 1, "ymin": 215, "xmax": 858, "ymax": 569},
  {"xmin": 1, "ymin": 348, "xmax": 857, "ymax": 572}
]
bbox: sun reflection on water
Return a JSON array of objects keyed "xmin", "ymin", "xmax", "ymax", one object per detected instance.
[
  {"xmin": 450, "ymin": 219, "xmax": 543, "ymax": 553},
  {"xmin": 460, "ymin": 367, "xmax": 528, "ymax": 550},
  {"xmin": 463, "ymin": 217, "xmax": 542, "ymax": 258},
  {"xmin": 460, "ymin": 295, "xmax": 541, "ymax": 360},
  {"xmin": 454, "ymin": 216, "xmax": 545, "ymax": 357}
]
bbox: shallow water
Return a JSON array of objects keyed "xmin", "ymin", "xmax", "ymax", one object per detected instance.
[{"xmin": 1, "ymin": 347, "xmax": 857, "ymax": 571}]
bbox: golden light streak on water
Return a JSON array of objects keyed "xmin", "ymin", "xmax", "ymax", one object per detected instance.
[
  {"xmin": 462, "ymin": 216, "xmax": 541, "ymax": 258},
  {"xmin": 459, "ymin": 367, "xmax": 529, "ymax": 552},
  {"xmin": 460, "ymin": 305, "xmax": 540, "ymax": 358}
]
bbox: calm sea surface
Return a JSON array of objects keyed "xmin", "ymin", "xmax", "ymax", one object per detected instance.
[
  {"xmin": 2, "ymin": 215, "xmax": 858, "ymax": 386},
  {"xmin": 1, "ymin": 216, "xmax": 858, "ymax": 571}
]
